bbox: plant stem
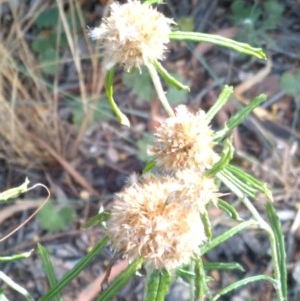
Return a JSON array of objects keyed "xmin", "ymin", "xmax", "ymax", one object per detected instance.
[
  {"xmin": 146, "ymin": 62, "xmax": 175, "ymax": 117},
  {"xmin": 0, "ymin": 272, "xmax": 35, "ymax": 301},
  {"xmin": 217, "ymin": 172, "xmax": 285, "ymax": 301}
]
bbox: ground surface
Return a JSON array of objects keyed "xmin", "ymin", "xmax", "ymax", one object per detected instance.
[{"xmin": 0, "ymin": 0, "xmax": 300, "ymax": 300}]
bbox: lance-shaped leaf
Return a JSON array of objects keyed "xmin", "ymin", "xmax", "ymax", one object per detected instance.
[
  {"xmin": 105, "ymin": 67, "xmax": 130, "ymax": 127},
  {"xmin": 169, "ymin": 31, "xmax": 267, "ymax": 60}
]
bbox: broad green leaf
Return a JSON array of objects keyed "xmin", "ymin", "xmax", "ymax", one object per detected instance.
[
  {"xmin": 280, "ymin": 73, "xmax": 296, "ymax": 96},
  {"xmin": 280, "ymin": 73, "xmax": 299, "ymax": 97},
  {"xmin": 137, "ymin": 133, "xmax": 155, "ymax": 161},
  {"xmin": 122, "ymin": 68, "xmax": 155, "ymax": 101},
  {"xmin": 35, "ymin": 7, "xmax": 59, "ymax": 29},
  {"xmin": 38, "ymin": 48, "xmax": 59, "ymax": 75},
  {"xmin": 32, "ymin": 37, "xmax": 53, "ymax": 53},
  {"xmin": 177, "ymin": 17, "xmax": 195, "ymax": 31},
  {"xmin": 37, "ymin": 203, "xmax": 76, "ymax": 233},
  {"xmin": 263, "ymin": 1, "xmax": 284, "ymax": 30},
  {"xmin": 166, "ymin": 81, "xmax": 188, "ymax": 105}
]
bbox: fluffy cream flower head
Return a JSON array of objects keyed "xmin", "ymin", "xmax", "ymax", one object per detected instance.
[
  {"xmin": 148, "ymin": 105, "xmax": 216, "ymax": 172},
  {"xmin": 174, "ymin": 170, "xmax": 220, "ymax": 213},
  {"xmin": 89, "ymin": 0, "xmax": 174, "ymax": 71},
  {"xmin": 107, "ymin": 176, "xmax": 207, "ymax": 271}
]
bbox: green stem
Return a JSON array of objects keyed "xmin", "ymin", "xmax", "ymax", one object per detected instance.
[
  {"xmin": 105, "ymin": 67, "xmax": 130, "ymax": 127},
  {"xmin": 0, "ymin": 272, "xmax": 35, "ymax": 301},
  {"xmin": 146, "ymin": 62, "xmax": 175, "ymax": 117},
  {"xmin": 217, "ymin": 172, "xmax": 285, "ymax": 301}
]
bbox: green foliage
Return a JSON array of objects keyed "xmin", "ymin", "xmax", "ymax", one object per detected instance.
[
  {"xmin": 37, "ymin": 244, "xmax": 63, "ymax": 301},
  {"xmin": 137, "ymin": 132, "xmax": 154, "ymax": 161},
  {"xmin": 231, "ymin": 0, "xmax": 284, "ymax": 47},
  {"xmin": 37, "ymin": 203, "xmax": 76, "ymax": 232},
  {"xmin": 176, "ymin": 16, "xmax": 195, "ymax": 31},
  {"xmin": 145, "ymin": 269, "xmax": 172, "ymax": 301},
  {"xmin": 122, "ymin": 67, "xmax": 155, "ymax": 100},
  {"xmin": 35, "ymin": 7, "xmax": 60, "ymax": 28},
  {"xmin": 69, "ymin": 99, "xmax": 113, "ymax": 128},
  {"xmin": 40, "ymin": 237, "xmax": 109, "ymax": 301},
  {"xmin": 32, "ymin": 6, "xmax": 86, "ymax": 75},
  {"xmin": 122, "ymin": 68, "xmax": 189, "ymax": 104},
  {"xmin": 280, "ymin": 71, "xmax": 300, "ymax": 97}
]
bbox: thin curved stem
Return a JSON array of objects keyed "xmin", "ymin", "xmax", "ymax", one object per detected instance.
[
  {"xmin": 146, "ymin": 62, "xmax": 175, "ymax": 117},
  {"xmin": 218, "ymin": 172, "xmax": 285, "ymax": 301}
]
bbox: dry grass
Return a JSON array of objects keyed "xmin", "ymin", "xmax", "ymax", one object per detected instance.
[{"xmin": 0, "ymin": 0, "xmax": 106, "ymax": 170}]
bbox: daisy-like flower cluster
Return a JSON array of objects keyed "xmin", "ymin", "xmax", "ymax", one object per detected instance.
[
  {"xmin": 107, "ymin": 103, "xmax": 219, "ymax": 271},
  {"xmin": 107, "ymin": 176, "xmax": 208, "ymax": 271},
  {"xmin": 89, "ymin": 0, "xmax": 173, "ymax": 71},
  {"xmin": 149, "ymin": 105, "xmax": 217, "ymax": 172}
]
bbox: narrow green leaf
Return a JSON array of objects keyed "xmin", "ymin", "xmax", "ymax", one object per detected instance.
[
  {"xmin": 206, "ymin": 140, "xmax": 234, "ymax": 177},
  {"xmin": 226, "ymin": 165, "xmax": 273, "ymax": 200},
  {"xmin": 143, "ymin": 159, "xmax": 156, "ymax": 173},
  {"xmin": 194, "ymin": 257, "xmax": 208, "ymax": 299},
  {"xmin": 40, "ymin": 236, "xmax": 109, "ymax": 301},
  {"xmin": 211, "ymin": 275, "xmax": 277, "ymax": 301},
  {"xmin": 169, "ymin": 31, "xmax": 267, "ymax": 60},
  {"xmin": 145, "ymin": 269, "xmax": 172, "ymax": 301},
  {"xmin": 217, "ymin": 94, "xmax": 267, "ymax": 140},
  {"xmin": 0, "ymin": 178, "xmax": 30, "ymax": 201},
  {"xmin": 266, "ymin": 202, "xmax": 287, "ymax": 300},
  {"xmin": 200, "ymin": 210, "xmax": 212, "ymax": 240},
  {"xmin": 106, "ymin": 68, "xmax": 130, "ymax": 126},
  {"xmin": 200, "ymin": 220, "xmax": 256, "ymax": 255},
  {"xmin": 216, "ymin": 199, "xmax": 242, "ymax": 221},
  {"xmin": 176, "ymin": 267, "xmax": 195, "ymax": 281},
  {"xmin": 220, "ymin": 168, "xmax": 258, "ymax": 198},
  {"xmin": 81, "ymin": 211, "xmax": 110, "ymax": 229},
  {"xmin": 37, "ymin": 244, "xmax": 62, "ymax": 301},
  {"xmin": 96, "ymin": 258, "xmax": 144, "ymax": 301},
  {"xmin": 203, "ymin": 262, "xmax": 244, "ymax": 272},
  {"xmin": 206, "ymin": 86, "xmax": 233, "ymax": 122},
  {"xmin": 143, "ymin": 0, "xmax": 164, "ymax": 4},
  {"xmin": 152, "ymin": 60, "xmax": 190, "ymax": 91},
  {"xmin": 0, "ymin": 250, "xmax": 33, "ymax": 263}
]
